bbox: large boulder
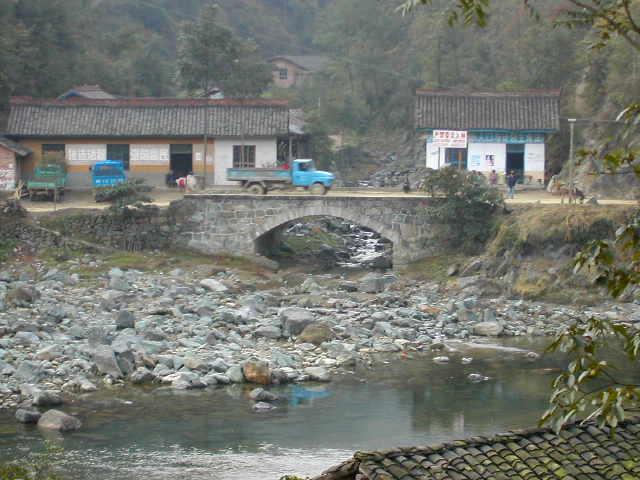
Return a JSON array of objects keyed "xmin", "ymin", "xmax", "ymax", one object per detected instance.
[
  {"xmin": 254, "ymin": 325, "xmax": 282, "ymax": 339},
  {"xmin": 298, "ymin": 323, "xmax": 334, "ymax": 346},
  {"xmin": 242, "ymin": 360, "xmax": 272, "ymax": 385},
  {"xmin": 92, "ymin": 345, "xmax": 124, "ymax": 379},
  {"xmin": 279, "ymin": 307, "xmax": 314, "ymax": 337},
  {"xmin": 15, "ymin": 408, "xmax": 41, "ymax": 424},
  {"xmin": 359, "ymin": 273, "xmax": 387, "ymax": 293},
  {"xmin": 33, "ymin": 390, "xmax": 63, "ymax": 407},
  {"xmin": 37, "ymin": 409, "xmax": 82, "ymax": 432},
  {"xmin": 115, "ymin": 310, "xmax": 136, "ymax": 330},
  {"xmin": 304, "ymin": 366, "xmax": 331, "ymax": 382},
  {"xmin": 472, "ymin": 321, "xmax": 504, "ymax": 337},
  {"xmin": 199, "ymin": 278, "xmax": 228, "ymax": 293}
]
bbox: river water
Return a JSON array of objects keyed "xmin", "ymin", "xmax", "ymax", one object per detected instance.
[{"xmin": 0, "ymin": 338, "xmax": 561, "ymax": 480}]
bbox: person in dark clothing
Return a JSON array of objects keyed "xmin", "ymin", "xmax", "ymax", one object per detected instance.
[{"xmin": 506, "ymin": 170, "xmax": 518, "ymax": 199}]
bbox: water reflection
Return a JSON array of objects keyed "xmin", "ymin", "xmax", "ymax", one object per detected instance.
[{"xmin": 0, "ymin": 339, "xmax": 563, "ymax": 479}]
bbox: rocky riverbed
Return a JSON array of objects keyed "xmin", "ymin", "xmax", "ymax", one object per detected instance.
[{"xmin": 0, "ymin": 254, "xmax": 637, "ymax": 432}]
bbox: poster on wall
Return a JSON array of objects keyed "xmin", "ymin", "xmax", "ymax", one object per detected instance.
[
  {"xmin": 485, "ymin": 154, "xmax": 496, "ymax": 168},
  {"xmin": 67, "ymin": 145, "xmax": 106, "ymax": 165},
  {"xmin": 130, "ymin": 145, "xmax": 170, "ymax": 165},
  {"xmin": 432, "ymin": 130, "xmax": 468, "ymax": 148},
  {"xmin": 0, "ymin": 163, "xmax": 15, "ymax": 191}
]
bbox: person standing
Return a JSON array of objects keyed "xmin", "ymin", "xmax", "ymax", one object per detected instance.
[
  {"xmin": 506, "ymin": 170, "xmax": 518, "ymax": 199},
  {"xmin": 489, "ymin": 170, "xmax": 498, "ymax": 187}
]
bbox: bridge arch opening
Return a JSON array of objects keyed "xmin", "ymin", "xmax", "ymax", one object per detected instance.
[{"xmin": 254, "ymin": 215, "xmax": 394, "ymax": 271}]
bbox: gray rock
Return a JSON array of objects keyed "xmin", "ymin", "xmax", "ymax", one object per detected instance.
[
  {"xmin": 14, "ymin": 331, "xmax": 40, "ymax": 346},
  {"xmin": 226, "ymin": 365, "xmax": 245, "ymax": 383},
  {"xmin": 35, "ymin": 345, "xmax": 64, "ymax": 361},
  {"xmin": 254, "ymin": 325, "xmax": 282, "ymax": 339},
  {"xmin": 16, "ymin": 408, "xmax": 41, "ymax": 424},
  {"xmin": 359, "ymin": 273, "xmax": 387, "ymax": 293},
  {"xmin": 109, "ymin": 277, "xmax": 130, "ymax": 292},
  {"xmin": 14, "ymin": 361, "xmax": 44, "ymax": 383},
  {"xmin": 468, "ymin": 373, "xmax": 489, "ymax": 383},
  {"xmin": 6, "ymin": 285, "xmax": 39, "ymax": 307},
  {"xmin": 130, "ymin": 367, "xmax": 154, "ymax": 384},
  {"xmin": 304, "ymin": 366, "xmax": 331, "ymax": 382},
  {"xmin": 472, "ymin": 321, "xmax": 504, "ymax": 337},
  {"xmin": 116, "ymin": 310, "xmax": 136, "ymax": 330},
  {"xmin": 280, "ymin": 307, "xmax": 314, "ymax": 337},
  {"xmin": 199, "ymin": 278, "xmax": 228, "ymax": 292},
  {"xmin": 433, "ymin": 356, "xmax": 450, "ymax": 364},
  {"xmin": 33, "ymin": 390, "xmax": 63, "ymax": 407},
  {"xmin": 249, "ymin": 387, "xmax": 280, "ymax": 402},
  {"xmin": 37, "ymin": 409, "xmax": 82, "ymax": 431},
  {"xmin": 92, "ymin": 345, "xmax": 124, "ymax": 379}
]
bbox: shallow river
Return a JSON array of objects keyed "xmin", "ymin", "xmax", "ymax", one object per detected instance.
[{"xmin": 0, "ymin": 338, "xmax": 562, "ymax": 479}]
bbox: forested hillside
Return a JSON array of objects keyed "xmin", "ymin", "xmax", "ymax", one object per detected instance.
[{"xmin": 0, "ymin": 0, "xmax": 637, "ymax": 177}]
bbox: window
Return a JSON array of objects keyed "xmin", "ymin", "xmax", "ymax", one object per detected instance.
[
  {"xmin": 107, "ymin": 144, "xmax": 130, "ymax": 170},
  {"xmin": 233, "ymin": 145, "xmax": 256, "ymax": 168},
  {"xmin": 42, "ymin": 144, "xmax": 65, "ymax": 163},
  {"xmin": 279, "ymin": 68, "xmax": 288, "ymax": 80}
]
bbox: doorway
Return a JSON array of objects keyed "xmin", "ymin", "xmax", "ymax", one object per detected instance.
[
  {"xmin": 170, "ymin": 144, "xmax": 193, "ymax": 178},
  {"xmin": 506, "ymin": 144, "xmax": 525, "ymax": 181},
  {"xmin": 445, "ymin": 148, "xmax": 468, "ymax": 169}
]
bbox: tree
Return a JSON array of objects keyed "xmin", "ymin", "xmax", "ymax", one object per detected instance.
[
  {"xmin": 404, "ymin": 0, "xmax": 640, "ymax": 432},
  {"xmin": 176, "ymin": 4, "xmax": 271, "ymax": 98}
]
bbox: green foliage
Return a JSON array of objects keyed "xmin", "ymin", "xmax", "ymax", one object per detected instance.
[
  {"xmin": 420, "ymin": 167, "xmax": 504, "ymax": 254},
  {"xmin": 0, "ymin": 441, "xmax": 65, "ymax": 480},
  {"xmin": 176, "ymin": 4, "xmax": 272, "ymax": 98},
  {"xmin": 94, "ymin": 179, "xmax": 153, "ymax": 212}
]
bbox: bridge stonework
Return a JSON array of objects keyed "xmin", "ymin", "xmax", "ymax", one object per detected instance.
[{"xmin": 174, "ymin": 195, "xmax": 442, "ymax": 267}]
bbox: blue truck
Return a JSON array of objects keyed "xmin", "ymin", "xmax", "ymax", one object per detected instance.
[
  {"xmin": 227, "ymin": 159, "xmax": 334, "ymax": 195},
  {"xmin": 92, "ymin": 160, "xmax": 126, "ymax": 189}
]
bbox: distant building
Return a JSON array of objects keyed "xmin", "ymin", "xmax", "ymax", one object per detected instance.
[
  {"xmin": 415, "ymin": 89, "xmax": 561, "ymax": 183},
  {"xmin": 58, "ymin": 85, "xmax": 117, "ymax": 100},
  {"xmin": 0, "ymin": 137, "xmax": 31, "ymax": 192},
  {"xmin": 6, "ymin": 95, "xmax": 294, "ymax": 187},
  {"xmin": 269, "ymin": 55, "xmax": 329, "ymax": 88}
]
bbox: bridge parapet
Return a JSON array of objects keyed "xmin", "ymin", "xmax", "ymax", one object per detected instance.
[{"xmin": 173, "ymin": 194, "xmax": 442, "ymax": 267}]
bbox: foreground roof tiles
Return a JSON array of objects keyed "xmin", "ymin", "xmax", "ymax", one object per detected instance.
[
  {"xmin": 312, "ymin": 418, "xmax": 640, "ymax": 480},
  {"xmin": 415, "ymin": 89, "xmax": 561, "ymax": 132},
  {"xmin": 7, "ymin": 98, "xmax": 290, "ymax": 138}
]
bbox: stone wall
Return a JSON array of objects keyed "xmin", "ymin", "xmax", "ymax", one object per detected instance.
[{"xmin": 172, "ymin": 195, "xmax": 444, "ymax": 267}]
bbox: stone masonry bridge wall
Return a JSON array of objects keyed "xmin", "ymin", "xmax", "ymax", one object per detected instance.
[{"xmin": 171, "ymin": 195, "xmax": 445, "ymax": 267}]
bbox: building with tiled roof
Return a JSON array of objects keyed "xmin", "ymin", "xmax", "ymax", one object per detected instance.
[
  {"xmin": 58, "ymin": 84, "xmax": 117, "ymax": 100},
  {"xmin": 6, "ymin": 94, "xmax": 293, "ymax": 187},
  {"xmin": 270, "ymin": 55, "xmax": 330, "ymax": 89},
  {"xmin": 415, "ymin": 89, "xmax": 561, "ymax": 184},
  {"xmin": 312, "ymin": 418, "xmax": 640, "ymax": 480},
  {"xmin": 0, "ymin": 136, "xmax": 32, "ymax": 192}
]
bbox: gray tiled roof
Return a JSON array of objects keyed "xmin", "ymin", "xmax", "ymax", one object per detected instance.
[
  {"xmin": 415, "ymin": 90, "xmax": 561, "ymax": 132},
  {"xmin": 312, "ymin": 418, "xmax": 640, "ymax": 480},
  {"xmin": 270, "ymin": 55, "xmax": 330, "ymax": 72},
  {"xmin": 0, "ymin": 136, "xmax": 31, "ymax": 156},
  {"xmin": 7, "ymin": 98, "xmax": 290, "ymax": 138}
]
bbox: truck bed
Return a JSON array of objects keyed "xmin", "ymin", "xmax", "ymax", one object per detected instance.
[{"xmin": 226, "ymin": 168, "xmax": 292, "ymax": 183}]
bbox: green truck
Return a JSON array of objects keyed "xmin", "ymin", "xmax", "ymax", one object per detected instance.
[{"xmin": 27, "ymin": 165, "xmax": 66, "ymax": 201}]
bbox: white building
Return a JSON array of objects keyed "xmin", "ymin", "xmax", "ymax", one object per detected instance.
[{"xmin": 415, "ymin": 90, "xmax": 561, "ymax": 184}]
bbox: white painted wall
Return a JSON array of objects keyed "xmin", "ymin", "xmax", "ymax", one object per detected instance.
[
  {"xmin": 467, "ymin": 143, "xmax": 506, "ymax": 174},
  {"xmin": 525, "ymin": 143, "xmax": 545, "ymax": 180},
  {"xmin": 214, "ymin": 138, "xmax": 278, "ymax": 185}
]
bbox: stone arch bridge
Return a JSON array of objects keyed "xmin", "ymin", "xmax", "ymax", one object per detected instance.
[{"xmin": 173, "ymin": 194, "xmax": 441, "ymax": 267}]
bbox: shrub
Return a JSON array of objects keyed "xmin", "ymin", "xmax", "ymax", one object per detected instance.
[
  {"xmin": 421, "ymin": 167, "xmax": 504, "ymax": 254},
  {"xmin": 94, "ymin": 179, "xmax": 153, "ymax": 212}
]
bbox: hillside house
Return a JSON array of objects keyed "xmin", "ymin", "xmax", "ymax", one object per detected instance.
[
  {"xmin": 415, "ymin": 89, "xmax": 561, "ymax": 183},
  {"xmin": 0, "ymin": 137, "xmax": 31, "ymax": 192},
  {"xmin": 270, "ymin": 55, "xmax": 329, "ymax": 88},
  {"xmin": 6, "ymin": 96, "xmax": 293, "ymax": 187}
]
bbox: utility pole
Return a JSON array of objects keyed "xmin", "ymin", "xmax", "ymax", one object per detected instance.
[{"xmin": 568, "ymin": 118, "xmax": 576, "ymax": 204}]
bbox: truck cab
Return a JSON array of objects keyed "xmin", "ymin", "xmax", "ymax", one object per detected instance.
[
  {"xmin": 291, "ymin": 159, "xmax": 334, "ymax": 193},
  {"xmin": 92, "ymin": 160, "xmax": 126, "ymax": 189}
]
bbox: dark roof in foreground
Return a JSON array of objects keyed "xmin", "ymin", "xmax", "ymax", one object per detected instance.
[
  {"xmin": 312, "ymin": 418, "xmax": 640, "ymax": 480},
  {"xmin": 0, "ymin": 136, "xmax": 31, "ymax": 156},
  {"xmin": 7, "ymin": 97, "xmax": 290, "ymax": 138},
  {"xmin": 270, "ymin": 55, "xmax": 330, "ymax": 72},
  {"xmin": 415, "ymin": 89, "xmax": 561, "ymax": 132}
]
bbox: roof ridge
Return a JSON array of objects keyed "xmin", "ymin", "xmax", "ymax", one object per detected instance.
[{"xmin": 10, "ymin": 97, "xmax": 289, "ymax": 107}]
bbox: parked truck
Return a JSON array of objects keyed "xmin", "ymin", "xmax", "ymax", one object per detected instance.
[
  {"xmin": 92, "ymin": 160, "xmax": 126, "ymax": 200},
  {"xmin": 227, "ymin": 159, "xmax": 334, "ymax": 195},
  {"xmin": 27, "ymin": 165, "xmax": 66, "ymax": 201}
]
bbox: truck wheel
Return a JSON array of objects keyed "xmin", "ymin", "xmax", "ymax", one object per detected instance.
[
  {"xmin": 247, "ymin": 183, "xmax": 266, "ymax": 195},
  {"xmin": 310, "ymin": 183, "xmax": 326, "ymax": 195}
]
